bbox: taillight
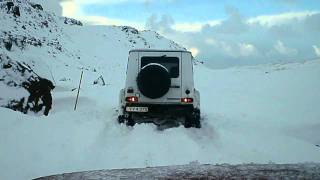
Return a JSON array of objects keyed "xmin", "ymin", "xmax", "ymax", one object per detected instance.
[
  {"xmin": 125, "ymin": 96, "xmax": 138, "ymax": 103},
  {"xmin": 181, "ymin": 98, "xmax": 193, "ymax": 103}
]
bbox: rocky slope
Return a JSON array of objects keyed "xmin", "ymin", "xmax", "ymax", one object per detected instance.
[{"xmin": 0, "ymin": 0, "xmax": 184, "ymax": 114}]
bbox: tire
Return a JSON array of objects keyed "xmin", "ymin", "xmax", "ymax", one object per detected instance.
[
  {"xmin": 126, "ymin": 118, "xmax": 135, "ymax": 127},
  {"xmin": 184, "ymin": 118, "xmax": 193, "ymax": 128},
  {"xmin": 137, "ymin": 64, "xmax": 171, "ymax": 99},
  {"xmin": 184, "ymin": 109, "xmax": 201, "ymax": 128},
  {"xmin": 118, "ymin": 114, "xmax": 135, "ymax": 126},
  {"xmin": 118, "ymin": 115, "xmax": 125, "ymax": 124}
]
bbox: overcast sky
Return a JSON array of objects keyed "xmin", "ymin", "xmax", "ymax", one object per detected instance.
[{"xmin": 56, "ymin": 0, "xmax": 320, "ymax": 68}]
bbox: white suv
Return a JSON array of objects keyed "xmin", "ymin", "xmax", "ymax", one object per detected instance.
[{"xmin": 118, "ymin": 49, "xmax": 201, "ymax": 128}]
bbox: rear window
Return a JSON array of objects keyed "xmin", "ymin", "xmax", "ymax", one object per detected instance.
[{"xmin": 141, "ymin": 56, "xmax": 179, "ymax": 78}]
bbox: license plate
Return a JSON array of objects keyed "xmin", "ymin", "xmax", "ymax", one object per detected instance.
[{"xmin": 126, "ymin": 107, "xmax": 148, "ymax": 112}]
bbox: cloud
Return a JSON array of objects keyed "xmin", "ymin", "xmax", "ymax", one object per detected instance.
[
  {"xmin": 156, "ymin": 10, "xmax": 320, "ymax": 68},
  {"xmin": 145, "ymin": 10, "xmax": 318, "ymax": 33},
  {"xmin": 248, "ymin": 11, "xmax": 318, "ymax": 26},
  {"xmin": 204, "ymin": 38, "xmax": 216, "ymax": 45},
  {"xmin": 60, "ymin": 0, "xmax": 144, "ymax": 28},
  {"xmin": 61, "ymin": 0, "xmax": 176, "ymax": 5},
  {"xmin": 59, "ymin": 1, "xmax": 320, "ymax": 68},
  {"xmin": 62, "ymin": 0, "xmax": 144, "ymax": 5},
  {"xmin": 239, "ymin": 43, "xmax": 257, "ymax": 57},
  {"xmin": 274, "ymin": 41, "xmax": 297, "ymax": 55},
  {"xmin": 207, "ymin": 6, "xmax": 248, "ymax": 34},
  {"xmin": 60, "ymin": 0, "xmax": 78, "ymax": 17},
  {"xmin": 278, "ymin": 0, "xmax": 299, "ymax": 6},
  {"xmin": 313, "ymin": 45, "xmax": 320, "ymax": 57},
  {"xmin": 145, "ymin": 14, "xmax": 175, "ymax": 33},
  {"xmin": 172, "ymin": 21, "xmax": 220, "ymax": 32}
]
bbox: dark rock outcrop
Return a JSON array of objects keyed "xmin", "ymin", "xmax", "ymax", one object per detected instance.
[
  {"xmin": 122, "ymin": 26, "xmax": 139, "ymax": 34},
  {"xmin": 4, "ymin": 40, "xmax": 12, "ymax": 51},
  {"xmin": 30, "ymin": 3, "xmax": 43, "ymax": 11},
  {"xmin": 64, "ymin": 17, "xmax": 83, "ymax": 26},
  {"xmin": 6, "ymin": 1, "xmax": 14, "ymax": 13},
  {"xmin": 12, "ymin": 5, "xmax": 20, "ymax": 17},
  {"xmin": 93, "ymin": 75, "xmax": 106, "ymax": 86},
  {"xmin": 0, "ymin": 54, "xmax": 54, "ymax": 115}
]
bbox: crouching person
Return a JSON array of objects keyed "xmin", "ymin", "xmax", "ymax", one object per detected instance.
[{"xmin": 26, "ymin": 78, "xmax": 55, "ymax": 116}]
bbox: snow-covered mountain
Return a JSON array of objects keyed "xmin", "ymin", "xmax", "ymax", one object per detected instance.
[
  {"xmin": 1, "ymin": 1, "xmax": 320, "ymax": 180},
  {"xmin": 0, "ymin": 0, "xmax": 184, "ymax": 113}
]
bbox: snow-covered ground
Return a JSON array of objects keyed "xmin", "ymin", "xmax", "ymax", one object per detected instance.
[
  {"xmin": 0, "ymin": 1, "xmax": 320, "ymax": 180},
  {"xmin": 1, "ymin": 60, "xmax": 320, "ymax": 180}
]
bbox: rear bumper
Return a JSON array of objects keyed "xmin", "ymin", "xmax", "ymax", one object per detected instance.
[{"xmin": 125, "ymin": 103, "xmax": 194, "ymax": 116}]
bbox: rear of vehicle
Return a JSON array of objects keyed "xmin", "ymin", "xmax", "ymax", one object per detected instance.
[{"xmin": 118, "ymin": 49, "xmax": 200, "ymax": 128}]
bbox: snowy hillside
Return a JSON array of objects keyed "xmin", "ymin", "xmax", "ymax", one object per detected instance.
[
  {"xmin": 1, "ymin": 1, "xmax": 320, "ymax": 180},
  {"xmin": 0, "ymin": 0, "xmax": 183, "ymax": 113}
]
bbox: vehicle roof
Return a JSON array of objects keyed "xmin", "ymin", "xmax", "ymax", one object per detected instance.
[{"xmin": 129, "ymin": 49, "xmax": 191, "ymax": 53}]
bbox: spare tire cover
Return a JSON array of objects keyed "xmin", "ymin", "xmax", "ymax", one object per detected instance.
[{"xmin": 137, "ymin": 63, "xmax": 171, "ymax": 99}]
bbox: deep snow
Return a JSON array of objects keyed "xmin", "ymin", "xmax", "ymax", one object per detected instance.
[
  {"xmin": 0, "ymin": 1, "xmax": 320, "ymax": 180},
  {"xmin": 1, "ymin": 61, "xmax": 320, "ymax": 180}
]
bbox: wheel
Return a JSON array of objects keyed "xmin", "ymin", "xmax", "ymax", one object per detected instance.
[
  {"xmin": 184, "ymin": 109, "xmax": 201, "ymax": 128},
  {"xmin": 193, "ymin": 109, "xmax": 201, "ymax": 128},
  {"xmin": 126, "ymin": 117, "xmax": 136, "ymax": 127},
  {"xmin": 118, "ymin": 114, "xmax": 135, "ymax": 126},
  {"xmin": 118, "ymin": 115, "xmax": 125, "ymax": 124},
  {"xmin": 184, "ymin": 117, "xmax": 193, "ymax": 128}
]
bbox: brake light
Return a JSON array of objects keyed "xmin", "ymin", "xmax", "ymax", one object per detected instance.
[
  {"xmin": 126, "ymin": 96, "xmax": 138, "ymax": 103},
  {"xmin": 181, "ymin": 98, "xmax": 193, "ymax": 103}
]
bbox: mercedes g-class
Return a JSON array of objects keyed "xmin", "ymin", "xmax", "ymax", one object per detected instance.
[{"xmin": 118, "ymin": 49, "xmax": 201, "ymax": 128}]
